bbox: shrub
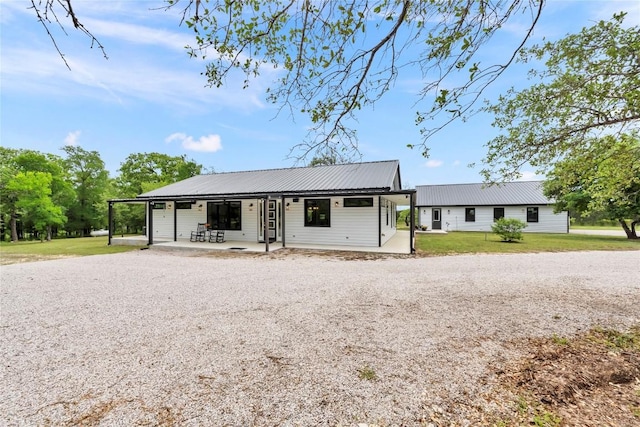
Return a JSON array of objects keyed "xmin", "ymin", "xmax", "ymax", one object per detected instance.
[{"xmin": 492, "ymin": 218, "xmax": 527, "ymax": 242}]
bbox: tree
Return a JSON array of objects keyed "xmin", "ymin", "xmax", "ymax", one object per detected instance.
[
  {"xmin": 483, "ymin": 13, "xmax": 640, "ymax": 181},
  {"xmin": 0, "ymin": 148, "xmax": 74, "ymax": 241},
  {"xmin": 5, "ymin": 172, "xmax": 66, "ymax": 242},
  {"xmin": 308, "ymin": 154, "xmax": 337, "ymax": 167},
  {"xmin": 491, "ymin": 218, "xmax": 527, "ymax": 242},
  {"xmin": 115, "ymin": 153, "xmax": 203, "ymax": 234},
  {"xmin": 543, "ymin": 134, "xmax": 640, "ymax": 239},
  {"xmin": 116, "ymin": 152, "xmax": 202, "ymax": 197},
  {"xmin": 62, "ymin": 146, "xmax": 110, "ymax": 236},
  {"xmin": 33, "ymin": 0, "xmax": 545, "ymax": 161}
]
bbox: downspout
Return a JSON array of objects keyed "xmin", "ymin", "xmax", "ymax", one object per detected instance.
[
  {"xmin": 378, "ymin": 196, "xmax": 382, "ymax": 247},
  {"xmin": 173, "ymin": 200, "xmax": 178, "ymax": 241},
  {"xmin": 148, "ymin": 201, "xmax": 154, "ymax": 246},
  {"xmin": 108, "ymin": 201, "xmax": 113, "ymax": 246}
]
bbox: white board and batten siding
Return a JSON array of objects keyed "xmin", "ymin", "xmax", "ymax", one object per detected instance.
[
  {"xmin": 150, "ymin": 199, "xmax": 260, "ymax": 242},
  {"xmin": 419, "ymin": 205, "xmax": 568, "ymax": 233},
  {"xmin": 285, "ymin": 196, "xmax": 395, "ymax": 247}
]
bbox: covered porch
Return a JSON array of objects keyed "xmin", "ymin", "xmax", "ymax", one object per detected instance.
[{"xmin": 111, "ymin": 230, "xmax": 412, "ymax": 254}]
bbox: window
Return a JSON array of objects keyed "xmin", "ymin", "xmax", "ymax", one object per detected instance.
[
  {"xmin": 175, "ymin": 202, "xmax": 192, "ymax": 209},
  {"xmin": 305, "ymin": 199, "xmax": 331, "ymax": 227},
  {"xmin": 207, "ymin": 201, "xmax": 241, "ymax": 230},
  {"xmin": 433, "ymin": 209, "xmax": 440, "ymax": 221},
  {"xmin": 527, "ymin": 207, "xmax": 539, "ymax": 223},
  {"xmin": 344, "ymin": 197, "xmax": 374, "ymax": 207},
  {"xmin": 152, "ymin": 202, "xmax": 166, "ymax": 210},
  {"xmin": 465, "ymin": 207, "xmax": 475, "ymax": 222},
  {"xmin": 493, "ymin": 207, "xmax": 505, "ymax": 222}
]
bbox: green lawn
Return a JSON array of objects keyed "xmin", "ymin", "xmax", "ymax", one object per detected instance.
[
  {"xmin": 0, "ymin": 236, "xmax": 145, "ymax": 265},
  {"xmin": 416, "ymin": 231, "xmax": 639, "ymax": 256}
]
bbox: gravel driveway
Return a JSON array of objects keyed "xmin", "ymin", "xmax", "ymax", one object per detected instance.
[{"xmin": 1, "ymin": 250, "xmax": 639, "ymax": 426}]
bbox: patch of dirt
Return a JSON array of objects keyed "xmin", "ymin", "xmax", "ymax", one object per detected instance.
[
  {"xmin": 0, "ymin": 253, "xmax": 75, "ymax": 266},
  {"xmin": 482, "ymin": 326, "xmax": 640, "ymax": 426}
]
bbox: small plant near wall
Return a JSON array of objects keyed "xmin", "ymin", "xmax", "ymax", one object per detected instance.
[{"xmin": 492, "ymin": 218, "xmax": 527, "ymax": 242}]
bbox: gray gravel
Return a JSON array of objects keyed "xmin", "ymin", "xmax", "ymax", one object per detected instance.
[{"xmin": 1, "ymin": 250, "xmax": 639, "ymax": 426}]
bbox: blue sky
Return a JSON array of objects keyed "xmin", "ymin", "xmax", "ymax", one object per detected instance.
[{"xmin": 1, "ymin": 0, "xmax": 638, "ymax": 188}]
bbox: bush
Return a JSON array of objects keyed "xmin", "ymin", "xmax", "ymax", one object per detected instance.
[{"xmin": 491, "ymin": 218, "xmax": 527, "ymax": 242}]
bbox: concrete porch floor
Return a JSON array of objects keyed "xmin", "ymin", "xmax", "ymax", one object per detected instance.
[{"xmin": 111, "ymin": 230, "xmax": 413, "ymax": 254}]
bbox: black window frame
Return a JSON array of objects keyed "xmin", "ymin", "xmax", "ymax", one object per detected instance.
[
  {"xmin": 175, "ymin": 201, "xmax": 192, "ymax": 209},
  {"xmin": 152, "ymin": 202, "xmax": 166, "ymax": 210},
  {"xmin": 527, "ymin": 207, "xmax": 539, "ymax": 223},
  {"xmin": 207, "ymin": 201, "xmax": 242, "ymax": 230},
  {"xmin": 493, "ymin": 207, "xmax": 505, "ymax": 222},
  {"xmin": 305, "ymin": 199, "xmax": 331, "ymax": 227},
  {"xmin": 343, "ymin": 197, "xmax": 374, "ymax": 207},
  {"xmin": 465, "ymin": 207, "xmax": 476, "ymax": 222}
]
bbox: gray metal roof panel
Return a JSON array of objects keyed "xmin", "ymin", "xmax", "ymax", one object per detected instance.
[
  {"xmin": 415, "ymin": 181, "xmax": 552, "ymax": 206},
  {"xmin": 138, "ymin": 160, "xmax": 401, "ymax": 198}
]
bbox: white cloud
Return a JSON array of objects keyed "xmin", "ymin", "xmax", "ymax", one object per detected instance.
[
  {"xmin": 425, "ymin": 159, "xmax": 443, "ymax": 168},
  {"xmin": 516, "ymin": 170, "xmax": 543, "ymax": 181},
  {"xmin": 64, "ymin": 130, "xmax": 81, "ymax": 146},
  {"xmin": 166, "ymin": 133, "xmax": 223, "ymax": 153}
]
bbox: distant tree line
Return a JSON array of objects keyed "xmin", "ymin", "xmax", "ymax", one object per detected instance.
[{"xmin": 0, "ymin": 147, "xmax": 202, "ymax": 242}]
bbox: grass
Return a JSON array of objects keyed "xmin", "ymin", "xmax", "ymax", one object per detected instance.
[
  {"xmin": 0, "ymin": 236, "xmax": 145, "ymax": 265},
  {"xmin": 415, "ymin": 231, "xmax": 638, "ymax": 256}
]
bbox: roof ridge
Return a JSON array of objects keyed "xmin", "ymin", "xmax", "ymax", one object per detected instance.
[{"xmin": 203, "ymin": 160, "xmax": 399, "ymax": 176}]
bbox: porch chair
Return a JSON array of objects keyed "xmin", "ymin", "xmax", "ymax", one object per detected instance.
[
  {"xmin": 209, "ymin": 230, "xmax": 225, "ymax": 243},
  {"xmin": 190, "ymin": 223, "xmax": 207, "ymax": 242}
]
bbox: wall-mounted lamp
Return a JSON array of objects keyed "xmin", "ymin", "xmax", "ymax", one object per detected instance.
[
  {"xmin": 334, "ymin": 201, "xmax": 339, "ymax": 207},
  {"xmin": 285, "ymin": 202, "xmax": 290, "ymax": 211},
  {"xmin": 249, "ymin": 202, "xmax": 254, "ymax": 211},
  {"xmin": 447, "ymin": 209, "xmax": 450, "ymax": 214},
  {"xmin": 198, "ymin": 203, "xmax": 203, "ymax": 212}
]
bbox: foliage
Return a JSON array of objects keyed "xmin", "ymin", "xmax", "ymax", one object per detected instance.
[
  {"xmin": 5, "ymin": 172, "xmax": 66, "ymax": 241},
  {"xmin": 483, "ymin": 12, "xmax": 640, "ymax": 181},
  {"xmin": 62, "ymin": 146, "xmax": 110, "ymax": 236},
  {"xmin": 116, "ymin": 152, "xmax": 202, "ymax": 197},
  {"xmin": 308, "ymin": 154, "xmax": 337, "ymax": 167},
  {"xmin": 543, "ymin": 133, "xmax": 640, "ymax": 239},
  {"xmin": 0, "ymin": 148, "xmax": 74, "ymax": 241},
  {"xmin": 491, "ymin": 218, "xmax": 527, "ymax": 242}
]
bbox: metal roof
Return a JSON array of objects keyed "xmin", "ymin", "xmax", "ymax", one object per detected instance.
[
  {"xmin": 416, "ymin": 181, "xmax": 553, "ymax": 206},
  {"xmin": 137, "ymin": 160, "xmax": 402, "ymax": 199}
]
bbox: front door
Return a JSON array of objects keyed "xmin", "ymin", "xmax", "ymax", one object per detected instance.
[
  {"xmin": 432, "ymin": 208, "xmax": 442, "ymax": 230},
  {"xmin": 259, "ymin": 199, "xmax": 278, "ymax": 243}
]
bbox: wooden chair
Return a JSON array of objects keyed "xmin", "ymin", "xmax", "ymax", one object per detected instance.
[
  {"xmin": 190, "ymin": 223, "xmax": 207, "ymax": 242},
  {"xmin": 209, "ymin": 230, "xmax": 225, "ymax": 243}
]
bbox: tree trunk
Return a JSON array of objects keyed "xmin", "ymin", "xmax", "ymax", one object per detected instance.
[
  {"xmin": 618, "ymin": 219, "xmax": 639, "ymax": 239},
  {"xmin": 46, "ymin": 225, "xmax": 52, "ymax": 241},
  {"xmin": 10, "ymin": 211, "xmax": 18, "ymax": 242}
]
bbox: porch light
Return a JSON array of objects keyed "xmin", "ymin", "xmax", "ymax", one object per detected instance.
[{"xmin": 334, "ymin": 201, "xmax": 339, "ymax": 207}]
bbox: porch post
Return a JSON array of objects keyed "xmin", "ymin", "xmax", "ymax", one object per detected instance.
[
  {"xmin": 281, "ymin": 195, "xmax": 286, "ymax": 248},
  {"xmin": 378, "ymin": 196, "xmax": 382, "ymax": 247},
  {"xmin": 108, "ymin": 201, "xmax": 113, "ymax": 246},
  {"xmin": 264, "ymin": 196, "xmax": 269, "ymax": 252},
  {"xmin": 148, "ymin": 201, "xmax": 154, "ymax": 246},
  {"xmin": 173, "ymin": 200, "xmax": 177, "ymax": 241},
  {"xmin": 409, "ymin": 192, "xmax": 416, "ymax": 253}
]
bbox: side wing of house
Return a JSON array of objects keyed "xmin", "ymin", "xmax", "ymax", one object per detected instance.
[
  {"xmin": 419, "ymin": 205, "xmax": 568, "ymax": 233},
  {"xmin": 416, "ymin": 182, "xmax": 569, "ymax": 234}
]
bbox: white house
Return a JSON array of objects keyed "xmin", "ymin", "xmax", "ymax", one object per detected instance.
[
  {"xmin": 109, "ymin": 160, "xmax": 416, "ymax": 253},
  {"xmin": 415, "ymin": 181, "xmax": 569, "ymax": 233}
]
